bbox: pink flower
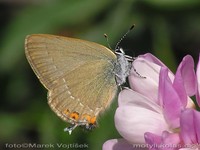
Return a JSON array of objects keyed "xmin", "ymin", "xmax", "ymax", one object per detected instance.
[
  {"xmin": 180, "ymin": 109, "xmax": 200, "ymax": 147},
  {"xmin": 144, "ymin": 131, "xmax": 181, "ymax": 150},
  {"xmin": 129, "ymin": 53, "xmax": 196, "ymax": 107},
  {"xmin": 103, "ymin": 53, "xmax": 197, "ymax": 150},
  {"xmin": 196, "ymin": 54, "xmax": 200, "ymax": 105},
  {"xmin": 144, "ymin": 109, "xmax": 200, "ymax": 150},
  {"xmin": 103, "ymin": 139, "xmax": 146, "ymax": 150}
]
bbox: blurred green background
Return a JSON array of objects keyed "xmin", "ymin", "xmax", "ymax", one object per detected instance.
[{"xmin": 0, "ymin": 0, "xmax": 200, "ymax": 149}]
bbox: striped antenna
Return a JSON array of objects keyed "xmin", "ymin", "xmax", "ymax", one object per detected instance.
[{"xmin": 115, "ymin": 24, "xmax": 135, "ymax": 51}]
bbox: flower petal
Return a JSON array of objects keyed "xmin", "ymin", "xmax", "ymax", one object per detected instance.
[
  {"xmin": 145, "ymin": 131, "xmax": 180, "ymax": 150},
  {"xmin": 144, "ymin": 132, "xmax": 161, "ymax": 150},
  {"xmin": 173, "ymin": 55, "xmax": 197, "ymax": 107},
  {"xmin": 115, "ymin": 105, "xmax": 168, "ymax": 144},
  {"xmin": 158, "ymin": 67, "xmax": 182, "ymax": 128},
  {"xmin": 102, "ymin": 139, "xmax": 134, "ymax": 150},
  {"xmin": 161, "ymin": 131, "xmax": 180, "ymax": 146},
  {"xmin": 193, "ymin": 111, "xmax": 200, "ymax": 143},
  {"xmin": 180, "ymin": 109, "xmax": 200, "ymax": 144},
  {"xmin": 179, "ymin": 148, "xmax": 198, "ymax": 150},
  {"xmin": 129, "ymin": 57, "xmax": 161, "ymax": 103},
  {"xmin": 118, "ymin": 89, "xmax": 162, "ymax": 113},
  {"xmin": 139, "ymin": 53, "xmax": 167, "ymax": 67},
  {"xmin": 129, "ymin": 54, "xmax": 174, "ymax": 104},
  {"xmin": 196, "ymin": 54, "xmax": 200, "ymax": 106}
]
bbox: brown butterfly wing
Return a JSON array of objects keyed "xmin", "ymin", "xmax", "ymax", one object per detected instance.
[{"xmin": 25, "ymin": 34, "xmax": 118, "ymax": 121}]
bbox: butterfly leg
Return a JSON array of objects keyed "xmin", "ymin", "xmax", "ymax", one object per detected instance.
[
  {"xmin": 64, "ymin": 124, "xmax": 78, "ymax": 135},
  {"xmin": 131, "ymin": 60, "xmax": 146, "ymax": 79}
]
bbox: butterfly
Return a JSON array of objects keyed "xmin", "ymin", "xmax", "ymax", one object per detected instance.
[{"xmin": 25, "ymin": 26, "xmax": 136, "ymax": 134}]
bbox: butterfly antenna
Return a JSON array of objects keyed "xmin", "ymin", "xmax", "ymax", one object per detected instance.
[
  {"xmin": 115, "ymin": 24, "xmax": 135, "ymax": 51},
  {"xmin": 104, "ymin": 33, "xmax": 112, "ymax": 49}
]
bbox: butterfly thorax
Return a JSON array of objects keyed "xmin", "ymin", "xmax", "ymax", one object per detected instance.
[{"xmin": 114, "ymin": 48, "xmax": 132, "ymax": 86}]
